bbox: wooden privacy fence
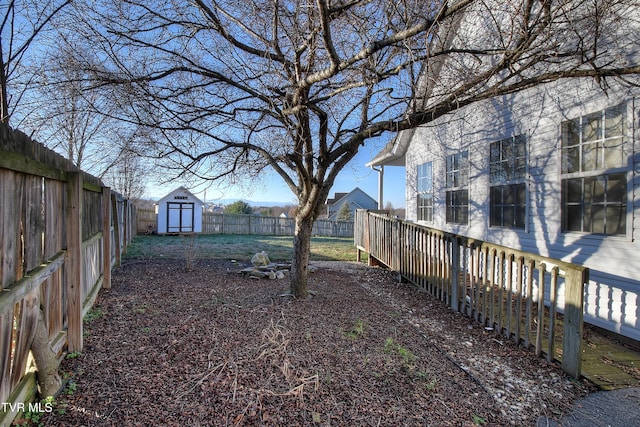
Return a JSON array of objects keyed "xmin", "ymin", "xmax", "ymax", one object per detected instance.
[
  {"xmin": 0, "ymin": 125, "xmax": 134, "ymax": 425},
  {"xmin": 137, "ymin": 209, "xmax": 354, "ymax": 237},
  {"xmin": 354, "ymin": 210, "xmax": 588, "ymax": 378}
]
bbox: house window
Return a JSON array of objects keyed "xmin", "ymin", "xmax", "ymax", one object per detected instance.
[
  {"xmin": 489, "ymin": 135, "xmax": 527, "ymax": 228},
  {"xmin": 561, "ymin": 103, "xmax": 627, "ymax": 235},
  {"xmin": 417, "ymin": 162, "xmax": 433, "ymax": 222},
  {"xmin": 445, "ymin": 151, "xmax": 468, "ymax": 224}
]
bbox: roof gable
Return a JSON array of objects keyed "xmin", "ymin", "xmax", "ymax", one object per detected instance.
[
  {"xmin": 157, "ymin": 186, "xmax": 204, "ymax": 205},
  {"xmin": 326, "ymin": 187, "xmax": 377, "ymax": 208}
]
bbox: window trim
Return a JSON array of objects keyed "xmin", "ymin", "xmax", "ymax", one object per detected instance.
[
  {"xmin": 489, "ymin": 134, "xmax": 528, "ymax": 230},
  {"xmin": 417, "ymin": 161, "xmax": 434, "ymax": 222},
  {"xmin": 445, "ymin": 150, "xmax": 469, "ymax": 225},
  {"xmin": 560, "ymin": 103, "xmax": 630, "ymax": 237}
]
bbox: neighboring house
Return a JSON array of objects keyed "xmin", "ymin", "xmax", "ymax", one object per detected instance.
[
  {"xmin": 369, "ymin": 3, "xmax": 640, "ymax": 340},
  {"xmin": 156, "ymin": 186, "xmax": 204, "ymax": 234},
  {"xmin": 326, "ymin": 188, "xmax": 377, "ymax": 221},
  {"xmin": 205, "ymin": 203, "xmax": 225, "ymax": 214}
]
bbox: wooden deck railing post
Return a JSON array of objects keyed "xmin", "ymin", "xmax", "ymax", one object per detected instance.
[
  {"xmin": 535, "ymin": 263, "xmax": 546, "ymax": 357},
  {"xmin": 562, "ymin": 267, "xmax": 587, "ymax": 378},
  {"xmin": 548, "ymin": 267, "xmax": 559, "ymax": 363},
  {"xmin": 65, "ymin": 172, "xmax": 83, "ymax": 352},
  {"xmin": 451, "ymin": 237, "xmax": 460, "ymax": 312}
]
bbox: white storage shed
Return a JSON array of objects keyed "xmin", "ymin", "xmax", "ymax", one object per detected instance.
[{"xmin": 156, "ymin": 187, "xmax": 204, "ymax": 234}]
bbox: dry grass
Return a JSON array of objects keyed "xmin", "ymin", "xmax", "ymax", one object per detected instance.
[{"xmin": 126, "ymin": 234, "xmax": 357, "ymax": 263}]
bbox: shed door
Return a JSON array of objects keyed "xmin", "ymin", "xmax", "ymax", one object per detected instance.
[{"xmin": 167, "ymin": 202, "xmax": 194, "ymax": 233}]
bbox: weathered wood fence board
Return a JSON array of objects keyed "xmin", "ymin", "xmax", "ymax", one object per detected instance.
[
  {"xmin": 137, "ymin": 209, "xmax": 354, "ymax": 237},
  {"xmin": 137, "ymin": 206, "xmax": 157, "ymax": 234},
  {"xmin": 354, "ymin": 210, "xmax": 588, "ymax": 378},
  {"xmin": 0, "ymin": 124, "xmax": 134, "ymax": 426}
]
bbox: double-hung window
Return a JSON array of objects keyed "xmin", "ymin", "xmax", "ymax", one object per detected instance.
[
  {"xmin": 445, "ymin": 151, "xmax": 469, "ymax": 224},
  {"xmin": 417, "ymin": 162, "xmax": 434, "ymax": 222},
  {"xmin": 489, "ymin": 135, "xmax": 527, "ymax": 228},
  {"xmin": 561, "ymin": 103, "xmax": 627, "ymax": 235}
]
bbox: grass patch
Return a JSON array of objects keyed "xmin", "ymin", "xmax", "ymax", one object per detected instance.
[
  {"xmin": 135, "ymin": 304, "xmax": 148, "ymax": 314},
  {"xmin": 83, "ymin": 308, "xmax": 103, "ymax": 323},
  {"xmin": 125, "ymin": 234, "xmax": 357, "ymax": 262},
  {"xmin": 383, "ymin": 338, "xmax": 417, "ymax": 365},
  {"xmin": 343, "ymin": 319, "xmax": 366, "ymax": 339},
  {"xmin": 66, "ymin": 351, "xmax": 81, "ymax": 360}
]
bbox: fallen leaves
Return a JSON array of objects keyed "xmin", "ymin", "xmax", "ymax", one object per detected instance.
[{"xmin": 40, "ymin": 259, "xmax": 593, "ymax": 426}]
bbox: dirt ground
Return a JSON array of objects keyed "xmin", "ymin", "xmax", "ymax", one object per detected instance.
[{"xmin": 35, "ymin": 259, "xmax": 595, "ymax": 426}]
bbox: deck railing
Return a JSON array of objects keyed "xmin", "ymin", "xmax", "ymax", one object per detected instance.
[{"xmin": 354, "ymin": 210, "xmax": 588, "ymax": 378}]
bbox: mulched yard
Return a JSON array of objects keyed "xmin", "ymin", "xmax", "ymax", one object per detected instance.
[{"xmin": 36, "ymin": 259, "xmax": 595, "ymax": 426}]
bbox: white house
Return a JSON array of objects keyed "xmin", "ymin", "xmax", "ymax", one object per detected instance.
[
  {"xmin": 156, "ymin": 187, "xmax": 204, "ymax": 234},
  {"xmin": 326, "ymin": 187, "xmax": 377, "ymax": 220},
  {"xmin": 369, "ymin": 2, "xmax": 640, "ymax": 340}
]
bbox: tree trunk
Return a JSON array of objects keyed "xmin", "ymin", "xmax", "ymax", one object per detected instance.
[
  {"xmin": 0, "ymin": 50, "xmax": 9, "ymax": 124},
  {"xmin": 290, "ymin": 215, "xmax": 314, "ymax": 298},
  {"xmin": 31, "ymin": 310, "xmax": 62, "ymax": 397}
]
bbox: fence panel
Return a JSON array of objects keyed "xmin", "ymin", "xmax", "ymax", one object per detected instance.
[
  {"xmin": 137, "ymin": 208, "xmax": 157, "ymax": 234},
  {"xmin": 354, "ymin": 210, "xmax": 588, "ymax": 378},
  {"xmin": 82, "ymin": 234, "xmax": 104, "ymax": 315},
  {"xmin": 0, "ymin": 124, "xmax": 133, "ymax": 425},
  {"xmin": 145, "ymin": 211, "xmax": 353, "ymax": 237}
]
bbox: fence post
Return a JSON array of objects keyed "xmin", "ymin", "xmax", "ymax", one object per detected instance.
[
  {"xmin": 111, "ymin": 194, "xmax": 121, "ymax": 268},
  {"xmin": 65, "ymin": 172, "xmax": 83, "ymax": 352},
  {"xmin": 122, "ymin": 199, "xmax": 129, "ymax": 254},
  {"xmin": 102, "ymin": 187, "xmax": 112, "ymax": 289},
  {"xmin": 562, "ymin": 267, "xmax": 587, "ymax": 378}
]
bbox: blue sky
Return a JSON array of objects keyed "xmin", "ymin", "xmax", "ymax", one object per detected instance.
[{"xmin": 146, "ymin": 144, "xmax": 407, "ymax": 208}]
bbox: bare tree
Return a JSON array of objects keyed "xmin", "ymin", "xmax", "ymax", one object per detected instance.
[
  {"xmin": 103, "ymin": 150, "xmax": 147, "ymax": 201},
  {"xmin": 0, "ymin": 0, "xmax": 71, "ymax": 124},
  {"xmin": 19, "ymin": 28, "xmax": 152, "ymax": 197},
  {"xmin": 97, "ymin": 124, "xmax": 153, "ymax": 201},
  {"xmin": 76, "ymin": 0, "xmax": 639, "ymax": 298},
  {"xmin": 22, "ymin": 41, "xmax": 118, "ymax": 171}
]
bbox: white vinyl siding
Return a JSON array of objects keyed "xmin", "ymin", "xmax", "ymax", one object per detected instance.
[
  {"xmin": 397, "ymin": 0, "xmax": 640, "ymax": 341},
  {"xmin": 403, "ymin": 79, "xmax": 640, "ymax": 341}
]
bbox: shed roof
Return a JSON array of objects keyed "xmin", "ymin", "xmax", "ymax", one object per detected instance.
[{"xmin": 157, "ymin": 186, "xmax": 204, "ymax": 205}]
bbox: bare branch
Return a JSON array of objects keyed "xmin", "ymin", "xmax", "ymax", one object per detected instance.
[{"xmin": 27, "ymin": 0, "xmax": 635, "ymax": 296}]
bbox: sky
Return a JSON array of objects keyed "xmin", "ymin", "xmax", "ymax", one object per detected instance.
[
  {"xmin": 4, "ymin": 1, "xmax": 410, "ymax": 210},
  {"xmin": 145, "ymin": 141, "xmax": 407, "ymax": 209}
]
